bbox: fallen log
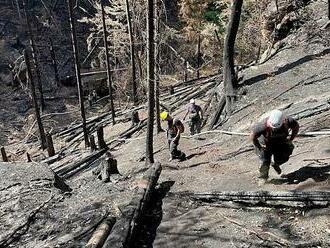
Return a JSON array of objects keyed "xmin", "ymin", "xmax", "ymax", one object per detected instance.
[
  {"xmin": 119, "ymin": 120, "xmax": 147, "ymax": 139},
  {"xmin": 172, "ymin": 73, "xmax": 220, "ymax": 88},
  {"xmin": 175, "ymin": 191, "xmax": 330, "ymax": 205},
  {"xmin": 171, "ymin": 81, "xmax": 217, "ymax": 109},
  {"xmin": 56, "ymin": 149, "xmax": 107, "ymax": 178},
  {"xmin": 103, "ymin": 163, "xmax": 162, "ymax": 248},
  {"xmin": 85, "ymin": 217, "xmax": 116, "ymax": 248}
]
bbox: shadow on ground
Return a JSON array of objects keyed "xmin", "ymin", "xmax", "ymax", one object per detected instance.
[
  {"xmin": 269, "ymin": 164, "xmax": 330, "ymax": 185},
  {"xmin": 132, "ymin": 180, "xmax": 175, "ymax": 248}
]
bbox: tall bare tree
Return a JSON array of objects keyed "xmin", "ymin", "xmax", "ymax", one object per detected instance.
[
  {"xmin": 223, "ymin": 0, "xmax": 243, "ymax": 114},
  {"xmin": 67, "ymin": 0, "xmax": 89, "ymax": 147},
  {"xmin": 196, "ymin": 34, "xmax": 201, "ymax": 79},
  {"xmin": 155, "ymin": 0, "xmax": 162, "ymax": 133},
  {"xmin": 24, "ymin": 50, "xmax": 46, "ymax": 149},
  {"xmin": 23, "ymin": 0, "xmax": 45, "ymax": 111},
  {"xmin": 125, "ymin": 0, "xmax": 138, "ymax": 105},
  {"xmin": 101, "ymin": 0, "xmax": 116, "ymax": 125},
  {"xmin": 145, "ymin": 0, "xmax": 155, "ymax": 164}
]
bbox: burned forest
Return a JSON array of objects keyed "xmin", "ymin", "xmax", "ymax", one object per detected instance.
[{"xmin": 0, "ymin": 0, "xmax": 330, "ymax": 247}]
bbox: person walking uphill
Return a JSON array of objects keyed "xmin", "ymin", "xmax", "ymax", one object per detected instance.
[
  {"xmin": 160, "ymin": 111, "xmax": 186, "ymax": 161},
  {"xmin": 251, "ymin": 109, "xmax": 299, "ymax": 181},
  {"xmin": 183, "ymin": 99, "xmax": 203, "ymax": 135}
]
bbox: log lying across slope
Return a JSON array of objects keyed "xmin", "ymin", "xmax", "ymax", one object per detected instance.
[
  {"xmin": 174, "ymin": 191, "xmax": 330, "ymax": 207},
  {"xmin": 103, "ymin": 163, "xmax": 162, "ymax": 248}
]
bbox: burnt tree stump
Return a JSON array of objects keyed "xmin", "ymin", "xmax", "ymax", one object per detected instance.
[
  {"xmin": 97, "ymin": 126, "xmax": 107, "ymax": 149},
  {"xmin": 131, "ymin": 110, "xmax": 140, "ymax": 126},
  {"xmin": 93, "ymin": 152, "xmax": 119, "ymax": 183},
  {"xmin": 89, "ymin": 134, "xmax": 97, "ymax": 151},
  {"xmin": 1, "ymin": 147, "xmax": 8, "ymax": 162},
  {"xmin": 46, "ymin": 133, "xmax": 55, "ymax": 157}
]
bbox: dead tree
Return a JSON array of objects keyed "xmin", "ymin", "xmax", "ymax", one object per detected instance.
[
  {"xmin": 223, "ymin": 0, "xmax": 243, "ymax": 114},
  {"xmin": 89, "ymin": 135, "xmax": 97, "ymax": 151},
  {"xmin": 328, "ymin": 0, "xmax": 330, "ymax": 20},
  {"xmin": 23, "ymin": 0, "xmax": 45, "ymax": 111},
  {"xmin": 46, "ymin": 133, "xmax": 55, "ymax": 157},
  {"xmin": 101, "ymin": 0, "xmax": 116, "ymax": 125},
  {"xmin": 15, "ymin": 0, "xmax": 22, "ymax": 21},
  {"xmin": 196, "ymin": 34, "xmax": 201, "ymax": 79},
  {"xmin": 49, "ymin": 38, "xmax": 59, "ymax": 87},
  {"xmin": 125, "ymin": 0, "xmax": 138, "ymax": 105},
  {"xmin": 145, "ymin": 0, "xmax": 155, "ymax": 164},
  {"xmin": 155, "ymin": 0, "xmax": 162, "ymax": 133},
  {"xmin": 67, "ymin": 0, "xmax": 89, "ymax": 147},
  {"xmin": 184, "ymin": 60, "xmax": 188, "ymax": 81},
  {"xmin": 97, "ymin": 126, "xmax": 107, "ymax": 149},
  {"xmin": 24, "ymin": 50, "xmax": 47, "ymax": 149},
  {"xmin": 1, "ymin": 147, "xmax": 8, "ymax": 162}
]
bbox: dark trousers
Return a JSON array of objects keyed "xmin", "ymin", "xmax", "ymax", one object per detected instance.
[
  {"xmin": 168, "ymin": 138, "xmax": 184, "ymax": 159},
  {"xmin": 257, "ymin": 141, "xmax": 294, "ymax": 178},
  {"xmin": 189, "ymin": 118, "xmax": 201, "ymax": 135}
]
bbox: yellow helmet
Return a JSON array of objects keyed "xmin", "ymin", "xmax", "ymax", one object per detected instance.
[{"xmin": 160, "ymin": 111, "xmax": 169, "ymax": 121}]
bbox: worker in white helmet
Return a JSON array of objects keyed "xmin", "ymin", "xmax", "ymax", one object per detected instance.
[
  {"xmin": 250, "ymin": 109, "xmax": 299, "ymax": 181},
  {"xmin": 183, "ymin": 99, "xmax": 203, "ymax": 135}
]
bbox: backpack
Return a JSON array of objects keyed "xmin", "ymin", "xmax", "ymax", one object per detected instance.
[{"xmin": 174, "ymin": 118, "xmax": 185, "ymax": 133}]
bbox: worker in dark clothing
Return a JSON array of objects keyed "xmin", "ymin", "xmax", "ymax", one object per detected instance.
[
  {"xmin": 183, "ymin": 99, "xmax": 203, "ymax": 135},
  {"xmin": 160, "ymin": 111, "xmax": 186, "ymax": 161},
  {"xmin": 251, "ymin": 109, "xmax": 299, "ymax": 180}
]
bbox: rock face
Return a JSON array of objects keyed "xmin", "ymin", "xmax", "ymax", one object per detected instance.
[{"xmin": 0, "ymin": 162, "xmax": 58, "ymax": 247}]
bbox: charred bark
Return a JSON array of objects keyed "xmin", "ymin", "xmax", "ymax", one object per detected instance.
[
  {"xmin": 24, "ymin": 50, "xmax": 47, "ymax": 149},
  {"xmin": 49, "ymin": 38, "xmax": 60, "ymax": 87},
  {"xmin": 155, "ymin": 0, "xmax": 162, "ymax": 133},
  {"xmin": 145, "ymin": 0, "xmax": 155, "ymax": 164},
  {"xmin": 67, "ymin": 0, "xmax": 90, "ymax": 147},
  {"xmin": 23, "ymin": 0, "xmax": 45, "ymax": 111},
  {"xmin": 223, "ymin": 0, "xmax": 243, "ymax": 114},
  {"xmin": 101, "ymin": 0, "xmax": 116, "ymax": 125},
  {"xmin": 125, "ymin": 0, "xmax": 138, "ymax": 104}
]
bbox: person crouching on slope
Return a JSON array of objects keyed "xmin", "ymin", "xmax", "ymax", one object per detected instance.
[
  {"xmin": 250, "ymin": 109, "xmax": 299, "ymax": 180},
  {"xmin": 160, "ymin": 111, "xmax": 186, "ymax": 161}
]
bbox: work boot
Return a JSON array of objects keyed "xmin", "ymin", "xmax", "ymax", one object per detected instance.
[
  {"xmin": 271, "ymin": 163, "xmax": 282, "ymax": 175},
  {"xmin": 258, "ymin": 162, "xmax": 270, "ymax": 180}
]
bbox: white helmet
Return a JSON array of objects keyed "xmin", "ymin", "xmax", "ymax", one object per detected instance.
[
  {"xmin": 190, "ymin": 99, "xmax": 195, "ymax": 104},
  {"xmin": 267, "ymin": 109, "xmax": 284, "ymax": 129}
]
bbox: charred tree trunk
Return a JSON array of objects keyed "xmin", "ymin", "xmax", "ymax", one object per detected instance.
[
  {"xmin": 145, "ymin": 0, "xmax": 155, "ymax": 164},
  {"xmin": 196, "ymin": 34, "xmax": 201, "ymax": 79},
  {"xmin": 328, "ymin": 0, "xmax": 330, "ymax": 20},
  {"xmin": 1, "ymin": 147, "xmax": 8, "ymax": 162},
  {"xmin": 46, "ymin": 133, "xmax": 55, "ymax": 157},
  {"xmin": 15, "ymin": 0, "xmax": 21, "ymax": 21},
  {"xmin": 67, "ymin": 0, "xmax": 89, "ymax": 147},
  {"xmin": 23, "ymin": 0, "xmax": 45, "ymax": 111},
  {"xmin": 184, "ymin": 60, "xmax": 188, "ymax": 82},
  {"xmin": 155, "ymin": 0, "xmax": 162, "ymax": 133},
  {"xmin": 89, "ymin": 135, "xmax": 97, "ymax": 151},
  {"xmin": 24, "ymin": 50, "xmax": 47, "ymax": 149},
  {"xmin": 101, "ymin": 0, "xmax": 116, "ymax": 125},
  {"xmin": 275, "ymin": 0, "xmax": 279, "ymax": 12},
  {"xmin": 49, "ymin": 38, "xmax": 59, "ymax": 87},
  {"xmin": 223, "ymin": 0, "xmax": 243, "ymax": 114},
  {"xmin": 125, "ymin": 0, "xmax": 138, "ymax": 105},
  {"xmin": 97, "ymin": 126, "xmax": 107, "ymax": 150}
]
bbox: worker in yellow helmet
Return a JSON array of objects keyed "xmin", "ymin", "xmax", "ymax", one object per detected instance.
[{"xmin": 160, "ymin": 111, "xmax": 186, "ymax": 161}]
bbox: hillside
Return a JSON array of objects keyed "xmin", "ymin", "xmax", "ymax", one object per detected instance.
[{"xmin": 0, "ymin": 0, "xmax": 329, "ymax": 248}]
